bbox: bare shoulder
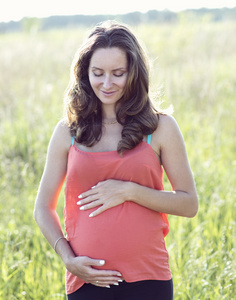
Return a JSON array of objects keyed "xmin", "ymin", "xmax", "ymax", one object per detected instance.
[
  {"xmin": 48, "ymin": 119, "xmax": 72, "ymax": 154},
  {"xmin": 158, "ymin": 113, "xmax": 180, "ymax": 130},
  {"xmin": 152, "ymin": 114, "xmax": 184, "ymax": 150}
]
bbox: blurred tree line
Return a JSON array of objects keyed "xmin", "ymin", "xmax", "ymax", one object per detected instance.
[{"xmin": 0, "ymin": 7, "xmax": 235, "ymax": 33}]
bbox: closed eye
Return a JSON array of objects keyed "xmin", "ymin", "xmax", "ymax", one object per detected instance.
[
  {"xmin": 114, "ymin": 71, "xmax": 127, "ymax": 77},
  {"xmin": 92, "ymin": 70, "xmax": 127, "ymax": 77},
  {"xmin": 93, "ymin": 72, "xmax": 103, "ymax": 77},
  {"xmin": 114, "ymin": 73, "xmax": 125, "ymax": 77}
]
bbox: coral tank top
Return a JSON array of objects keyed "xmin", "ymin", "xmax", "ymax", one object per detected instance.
[{"xmin": 64, "ymin": 137, "xmax": 172, "ymax": 294}]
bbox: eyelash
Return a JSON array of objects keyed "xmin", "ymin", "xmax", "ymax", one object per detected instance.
[
  {"xmin": 93, "ymin": 74, "xmax": 103, "ymax": 77},
  {"xmin": 93, "ymin": 73, "xmax": 125, "ymax": 77},
  {"xmin": 114, "ymin": 74, "xmax": 125, "ymax": 77}
]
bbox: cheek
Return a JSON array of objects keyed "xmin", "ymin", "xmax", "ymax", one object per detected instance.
[
  {"xmin": 89, "ymin": 76, "xmax": 100, "ymax": 91},
  {"xmin": 120, "ymin": 76, "xmax": 128, "ymax": 89}
]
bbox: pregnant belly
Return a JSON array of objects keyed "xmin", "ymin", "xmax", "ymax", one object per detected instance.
[{"xmin": 67, "ymin": 202, "xmax": 167, "ymax": 268}]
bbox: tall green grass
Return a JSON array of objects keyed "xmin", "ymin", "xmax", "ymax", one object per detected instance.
[{"xmin": 0, "ymin": 21, "xmax": 235, "ymax": 299}]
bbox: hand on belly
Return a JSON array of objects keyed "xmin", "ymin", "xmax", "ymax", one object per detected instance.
[{"xmin": 65, "ymin": 255, "xmax": 123, "ymax": 288}]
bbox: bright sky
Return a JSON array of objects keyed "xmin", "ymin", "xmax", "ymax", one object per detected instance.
[{"xmin": 1, "ymin": 0, "xmax": 235, "ymax": 22}]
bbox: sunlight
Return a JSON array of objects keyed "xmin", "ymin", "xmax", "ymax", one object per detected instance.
[{"xmin": 1, "ymin": 0, "xmax": 235, "ymax": 22}]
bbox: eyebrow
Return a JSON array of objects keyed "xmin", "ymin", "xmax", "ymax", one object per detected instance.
[{"xmin": 91, "ymin": 67, "xmax": 127, "ymax": 71}]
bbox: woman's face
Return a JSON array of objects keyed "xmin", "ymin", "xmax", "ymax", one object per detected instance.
[{"xmin": 88, "ymin": 47, "xmax": 128, "ymax": 108}]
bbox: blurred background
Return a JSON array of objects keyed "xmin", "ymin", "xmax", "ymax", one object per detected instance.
[{"xmin": 0, "ymin": 1, "xmax": 235, "ymax": 299}]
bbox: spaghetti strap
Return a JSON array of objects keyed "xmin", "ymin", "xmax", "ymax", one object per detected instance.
[
  {"xmin": 72, "ymin": 136, "xmax": 75, "ymax": 145},
  {"xmin": 147, "ymin": 134, "xmax": 152, "ymax": 145}
]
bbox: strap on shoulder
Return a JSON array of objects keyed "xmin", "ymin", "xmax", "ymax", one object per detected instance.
[
  {"xmin": 147, "ymin": 134, "xmax": 152, "ymax": 145},
  {"xmin": 72, "ymin": 136, "xmax": 75, "ymax": 145}
]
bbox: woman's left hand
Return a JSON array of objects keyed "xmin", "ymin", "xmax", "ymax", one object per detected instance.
[{"xmin": 77, "ymin": 179, "xmax": 131, "ymax": 217}]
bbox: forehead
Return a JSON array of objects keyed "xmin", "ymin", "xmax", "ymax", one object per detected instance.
[{"xmin": 89, "ymin": 47, "xmax": 128, "ymax": 69}]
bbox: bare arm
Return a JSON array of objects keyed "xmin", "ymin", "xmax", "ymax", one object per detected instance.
[
  {"xmin": 34, "ymin": 120, "xmax": 73, "ymax": 260},
  {"xmin": 78, "ymin": 115, "xmax": 198, "ymax": 218},
  {"xmin": 34, "ymin": 121, "xmax": 122, "ymax": 287},
  {"xmin": 128, "ymin": 115, "xmax": 198, "ymax": 217}
]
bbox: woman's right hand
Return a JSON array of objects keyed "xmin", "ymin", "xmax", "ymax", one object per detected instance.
[{"xmin": 65, "ymin": 256, "xmax": 123, "ymax": 288}]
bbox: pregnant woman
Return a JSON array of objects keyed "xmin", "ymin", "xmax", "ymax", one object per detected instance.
[{"xmin": 34, "ymin": 21, "xmax": 198, "ymax": 300}]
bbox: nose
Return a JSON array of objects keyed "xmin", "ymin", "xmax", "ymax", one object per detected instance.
[{"xmin": 103, "ymin": 75, "xmax": 113, "ymax": 89}]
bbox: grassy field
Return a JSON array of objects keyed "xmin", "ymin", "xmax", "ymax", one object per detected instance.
[{"xmin": 0, "ymin": 20, "xmax": 235, "ymax": 299}]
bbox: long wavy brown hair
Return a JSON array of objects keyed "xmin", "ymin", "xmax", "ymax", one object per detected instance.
[{"xmin": 64, "ymin": 21, "xmax": 160, "ymax": 154}]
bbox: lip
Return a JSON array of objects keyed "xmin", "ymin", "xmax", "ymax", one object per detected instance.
[{"xmin": 101, "ymin": 90, "xmax": 116, "ymax": 96}]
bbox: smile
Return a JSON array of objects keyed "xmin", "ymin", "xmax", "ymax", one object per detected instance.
[{"xmin": 101, "ymin": 90, "xmax": 117, "ymax": 96}]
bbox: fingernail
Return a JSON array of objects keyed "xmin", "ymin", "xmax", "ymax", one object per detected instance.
[
  {"xmin": 113, "ymin": 283, "xmax": 119, "ymax": 286},
  {"xmin": 78, "ymin": 195, "xmax": 82, "ymax": 199},
  {"xmin": 99, "ymin": 260, "xmax": 105, "ymax": 265},
  {"xmin": 77, "ymin": 201, "xmax": 81, "ymax": 205},
  {"xmin": 106, "ymin": 286, "xmax": 110, "ymax": 288},
  {"xmin": 118, "ymin": 279, "xmax": 123, "ymax": 282},
  {"xmin": 117, "ymin": 273, "xmax": 122, "ymax": 277},
  {"xmin": 80, "ymin": 206, "xmax": 85, "ymax": 210},
  {"xmin": 89, "ymin": 213, "xmax": 94, "ymax": 217},
  {"xmin": 91, "ymin": 186, "xmax": 96, "ymax": 189}
]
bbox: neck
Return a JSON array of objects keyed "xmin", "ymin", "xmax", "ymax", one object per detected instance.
[
  {"xmin": 102, "ymin": 118, "xmax": 118, "ymax": 125},
  {"xmin": 102, "ymin": 105, "xmax": 117, "ymax": 124}
]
